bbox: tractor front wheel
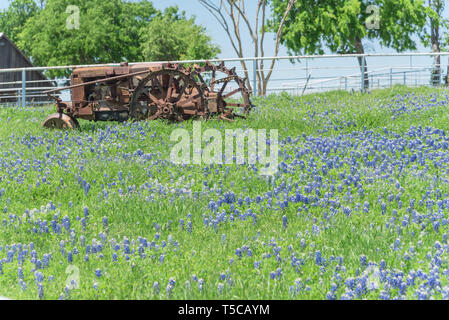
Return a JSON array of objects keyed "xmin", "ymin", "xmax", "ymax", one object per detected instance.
[{"xmin": 42, "ymin": 113, "xmax": 79, "ymax": 129}]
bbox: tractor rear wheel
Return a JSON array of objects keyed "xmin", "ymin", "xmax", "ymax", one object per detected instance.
[{"xmin": 129, "ymin": 66, "xmax": 205, "ymax": 122}]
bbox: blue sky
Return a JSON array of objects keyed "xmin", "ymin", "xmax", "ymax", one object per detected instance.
[{"xmin": 1, "ymin": 0, "xmax": 448, "ymax": 91}]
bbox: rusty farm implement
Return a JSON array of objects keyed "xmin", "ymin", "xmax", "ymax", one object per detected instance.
[{"xmin": 42, "ymin": 61, "xmax": 254, "ymax": 129}]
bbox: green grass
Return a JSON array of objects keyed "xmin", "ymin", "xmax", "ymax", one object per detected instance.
[{"xmin": 1, "ymin": 85, "xmax": 449, "ymax": 300}]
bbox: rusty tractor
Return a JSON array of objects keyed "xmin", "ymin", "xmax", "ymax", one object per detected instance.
[{"xmin": 42, "ymin": 61, "xmax": 254, "ymax": 129}]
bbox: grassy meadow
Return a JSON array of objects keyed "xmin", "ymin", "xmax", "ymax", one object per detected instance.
[{"xmin": 1, "ymin": 85, "xmax": 449, "ymax": 299}]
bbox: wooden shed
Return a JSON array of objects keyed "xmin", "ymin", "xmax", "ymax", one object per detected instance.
[{"xmin": 0, "ymin": 32, "xmax": 52, "ymax": 103}]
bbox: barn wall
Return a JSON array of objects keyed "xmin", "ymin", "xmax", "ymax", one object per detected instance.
[{"xmin": 0, "ymin": 35, "xmax": 51, "ymax": 102}]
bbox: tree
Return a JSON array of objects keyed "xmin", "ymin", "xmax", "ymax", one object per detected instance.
[
  {"xmin": 421, "ymin": 0, "xmax": 448, "ymax": 85},
  {"xmin": 269, "ymin": 0, "xmax": 427, "ymax": 89},
  {"xmin": 140, "ymin": 8, "xmax": 220, "ymax": 61},
  {"xmin": 16, "ymin": 0, "xmax": 220, "ymax": 77},
  {"xmin": 198, "ymin": 0, "xmax": 297, "ymax": 96},
  {"xmin": 0, "ymin": 0, "xmax": 40, "ymax": 43},
  {"xmin": 17, "ymin": 0, "xmax": 157, "ymax": 76}
]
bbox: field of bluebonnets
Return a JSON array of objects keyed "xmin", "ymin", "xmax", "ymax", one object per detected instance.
[{"xmin": 1, "ymin": 85, "xmax": 449, "ymax": 300}]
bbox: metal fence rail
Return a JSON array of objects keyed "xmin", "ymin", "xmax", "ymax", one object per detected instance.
[{"xmin": 0, "ymin": 52, "xmax": 448, "ymax": 107}]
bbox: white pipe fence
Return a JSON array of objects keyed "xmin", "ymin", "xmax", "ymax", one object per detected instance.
[{"xmin": 0, "ymin": 52, "xmax": 448, "ymax": 107}]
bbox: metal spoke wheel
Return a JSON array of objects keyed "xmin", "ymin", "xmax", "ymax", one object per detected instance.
[
  {"xmin": 42, "ymin": 113, "xmax": 79, "ymax": 129},
  {"xmin": 130, "ymin": 66, "xmax": 205, "ymax": 122},
  {"xmin": 189, "ymin": 61, "xmax": 254, "ymax": 120}
]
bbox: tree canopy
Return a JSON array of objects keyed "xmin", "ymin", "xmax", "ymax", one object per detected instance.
[
  {"xmin": 268, "ymin": 0, "xmax": 428, "ymax": 88},
  {"xmin": 268, "ymin": 0, "xmax": 428, "ymax": 56},
  {"xmin": 18, "ymin": 0, "xmax": 158, "ymax": 69},
  {"xmin": 0, "ymin": 0, "xmax": 40, "ymax": 43},
  {"xmin": 140, "ymin": 8, "xmax": 220, "ymax": 61},
  {"xmin": 0, "ymin": 0, "xmax": 220, "ymax": 76},
  {"xmin": 421, "ymin": 0, "xmax": 449, "ymax": 51}
]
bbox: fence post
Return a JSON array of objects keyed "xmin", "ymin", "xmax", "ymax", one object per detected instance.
[
  {"xmin": 390, "ymin": 68, "xmax": 393, "ymax": 88},
  {"xmin": 361, "ymin": 56, "xmax": 365, "ymax": 91},
  {"xmin": 403, "ymin": 72, "xmax": 406, "ymax": 85},
  {"xmin": 252, "ymin": 59, "xmax": 257, "ymax": 96},
  {"xmin": 21, "ymin": 69, "xmax": 26, "ymax": 108}
]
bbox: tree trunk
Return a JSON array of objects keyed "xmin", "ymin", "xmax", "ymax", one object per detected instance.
[
  {"xmin": 262, "ymin": 74, "xmax": 268, "ymax": 96},
  {"xmin": 239, "ymin": 61, "xmax": 252, "ymax": 94},
  {"xmin": 430, "ymin": 29, "xmax": 441, "ymax": 86},
  {"xmin": 431, "ymin": 43, "xmax": 441, "ymax": 86},
  {"xmin": 256, "ymin": 60, "xmax": 263, "ymax": 96},
  {"xmin": 354, "ymin": 36, "xmax": 369, "ymax": 90},
  {"xmin": 430, "ymin": 0, "xmax": 441, "ymax": 86}
]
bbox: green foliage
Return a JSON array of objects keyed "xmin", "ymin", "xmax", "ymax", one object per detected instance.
[
  {"xmin": 268, "ymin": 0, "xmax": 427, "ymax": 55},
  {"xmin": 0, "ymin": 0, "xmax": 220, "ymax": 77},
  {"xmin": 1, "ymin": 86, "xmax": 449, "ymax": 299},
  {"xmin": 0, "ymin": 0, "xmax": 40, "ymax": 43},
  {"xmin": 17, "ymin": 0, "xmax": 157, "ymax": 76},
  {"xmin": 420, "ymin": 0, "xmax": 448, "ymax": 51},
  {"xmin": 140, "ymin": 9, "xmax": 221, "ymax": 61}
]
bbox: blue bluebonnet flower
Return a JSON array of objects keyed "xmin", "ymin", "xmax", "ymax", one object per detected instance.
[
  {"xmin": 326, "ymin": 291, "xmax": 336, "ymax": 300},
  {"xmin": 198, "ymin": 279, "xmax": 204, "ymax": 291},
  {"xmin": 37, "ymin": 284, "xmax": 44, "ymax": 299},
  {"xmin": 34, "ymin": 271, "xmax": 44, "ymax": 283},
  {"xmin": 152, "ymin": 281, "xmax": 159, "ymax": 294},
  {"xmin": 81, "ymin": 217, "xmax": 86, "ymax": 230},
  {"xmin": 282, "ymin": 215, "xmax": 288, "ymax": 229},
  {"xmin": 19, "ymin": 280, "xmax": 27, "ymax": 291},
  {"xmin": 315, "ymin": 250, "xmax": 322, "ymax": 266},
  {"xmin": 187, "ymin": 221, "xmax": 192, "ymax": 233},
  {"xmin": 165, "ymin": 284, "xmax": 174, "ymax": 297},
  {"xmin": 235, "ymin": 248, "xmax": 242, "ymax": 258},
  {"xmin": 179, "ymin": 219, "xmax": 184, "ymax": 230},
  {"xmin": 217, "ymin": 283, "xmax": 224, "ymax": 295},
  {"xmin": 102, "ymin": 216, "xmax": 108, "ymax": 228},
  {"xmin": 276, "ymin": 268, "xmax": 282, "ymax": 279},
  {"xmin": 360, "ymin": 255, "xmax": 367, "ymax": 268}
]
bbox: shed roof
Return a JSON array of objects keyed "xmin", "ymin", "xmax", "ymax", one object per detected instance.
[{"xmin": 0, "ymin": 32, "xmax": 48, "ymax": 80}]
